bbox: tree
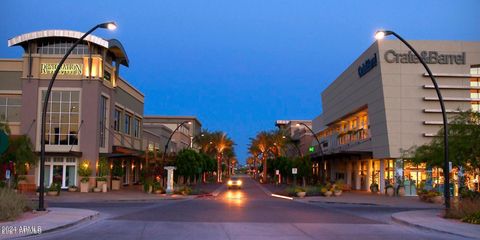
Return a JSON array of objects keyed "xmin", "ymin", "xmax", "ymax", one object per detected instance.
[
  {"xmin": 1, "ymin": 135, "xmax": 36, "ymax": 180},
  {"xmin": 411, "ymin": 110, "xmax": 480, "ymax": 170}
]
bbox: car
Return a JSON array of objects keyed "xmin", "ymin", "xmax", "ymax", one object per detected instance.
[{"xmin": 227, "ymin": 178, "xmax": 242, "ymax": 189}]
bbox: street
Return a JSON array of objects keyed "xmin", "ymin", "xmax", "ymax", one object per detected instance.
[{"xmin": 28, "ymin": 176, "xmax": 465, "ymax": 240}]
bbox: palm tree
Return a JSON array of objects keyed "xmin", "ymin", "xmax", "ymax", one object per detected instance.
[{"xmin": 209, "ymin": 131, "xmax": 234, "ymax": 182}]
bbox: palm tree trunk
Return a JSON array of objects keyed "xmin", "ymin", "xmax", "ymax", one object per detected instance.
[
  {"xmin": 262, "ymin": 155, "xmax": 267, "ymax": 183},
  {"xmin": 254, "ymin": 158, "xmax": 258, "ymax": 179},
  {"xmin": 217, "ymin": 154, "xmax": 222, "ymax": 183}
]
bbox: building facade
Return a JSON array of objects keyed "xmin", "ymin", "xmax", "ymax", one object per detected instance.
[
  {"xmin": 311, "ymin": 40, "xmax": 480, "ymax": 194},
  {"xmin": 1, "ymin": 29, "xmax": 146, "ymax": 190}
]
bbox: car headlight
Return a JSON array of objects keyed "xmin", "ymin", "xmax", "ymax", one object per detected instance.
[
  {"xmin": 227, "ymin": 180, "xmax": 233, "ymax": 185},
  {"xmin": 238, "ymin": 180, "xmax": 242, "ymax": 185}
]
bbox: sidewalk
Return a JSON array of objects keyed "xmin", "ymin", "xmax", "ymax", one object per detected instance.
[
  {"xmin": 0, "ymin": 208, "xmax": 98, "ymax": 239},
  {"xmin": 261, "ymin": 183, "xmax": 440, "ymax": 208},
  {"xmin": 392, "ymin": 210, "xmax": 480, "ymax": 239},
  {"xmin": 30, "ymin": 184, "xmax": 222, "ymax": 203}
]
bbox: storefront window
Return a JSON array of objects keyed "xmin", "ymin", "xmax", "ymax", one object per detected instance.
[{"xmin": 39, "ymin": 157, "xmax": 77, "ymax": 188}]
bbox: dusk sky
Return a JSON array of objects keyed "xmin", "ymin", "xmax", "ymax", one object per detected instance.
[{"xmin": 1, "ymin": 1, "xmax": 479, "ymax": 163}]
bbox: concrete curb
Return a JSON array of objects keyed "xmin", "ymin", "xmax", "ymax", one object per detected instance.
[
  {"xmin": 251, "ymin": 179, "xmax": 273, "ymax": 196},
  {"xmin": 211, "ymin": 185, "xmax": 225, "ymax": 197},
  {"xmin": 391, "ymin": 210, "xmax": 480, "ymax": 240}
]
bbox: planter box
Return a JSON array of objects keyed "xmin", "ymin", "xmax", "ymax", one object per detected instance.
[
  {"xmin": 68, "ymin": 187, "xmax": 77, "ymax": 192},
  {"xmin": 334, "ymin": 190, "xmax": 342, "ymax": 197},
  {"xmin": 296, "ymin": 192, "xmax": 306, "ymax": 198},
  {"xmin": 97, "ymin": 181, "xmax": 106, "ymax": 189},
  {"xmin": 386, "ymin": 187, "xmax": 394, "ymax": 196},
  {"xmin": 47, "ymin": 191, "xmax": 58, "ymax": 196},
  {"xmin": 80, "ymin": 182, "xmax": 89, "ymax": 193},
  {"xmin": 111, "ymin": 180, "xmax": 121, "ymax": 190},
  {"xmin": 324, "ymin": 191, "xmax": 332, "ymax": 197}
]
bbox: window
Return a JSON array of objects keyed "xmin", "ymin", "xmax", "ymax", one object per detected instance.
[
  {"xmin": 472, "ymin": 90, "xmax": 480, "ymax": 99},
  {"xmin": 472, "ymin": 102, "xmax": 480, "ymax": 112},
  {"xmin": 124, "ymin": 114, "xmax": 131, "ymax": 135},
  {"xmin": 133, "ymin": 118, "xmax": 141, "ymax": 138},
  {"xmin": 42, "ymin": 90, "xmax": 80, "ymax": 145},
  {"xmin": 37, "ymin": 39, "xmax": 90, "ymax": 55},
  {"xmin": 470, "ymin": 65, "xmax": 480, "ymax": 75},
  {"xmin": 0, "ymin": 95, "xmax": 21, "ymax": 122},
  {"xmin": 113, "ymin": 109, "xmax": 121, "ymax": 132},
  {"xmin": 99, "ymin": 95, "xmax": 108, "ymax": 148}
]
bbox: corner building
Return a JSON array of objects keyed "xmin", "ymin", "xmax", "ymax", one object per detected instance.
[
  {"xmin": 312, "ymin": 40, "xmax": 480, "ymax": 194},
  {"xmin": 1, "ymin": 30, "xmax": 145, "ymax": 189}
]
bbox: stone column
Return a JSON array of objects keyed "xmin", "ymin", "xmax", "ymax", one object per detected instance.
[
  {"xmin": 366, "ymin": 159, "xmax": 372, "ymax": 191},
  {"xmin": 164, "ymin": 166, "xmax": 176, "ymax": 194},
  {"xmin": 354, "ymin": 160, "xmax": 361, "ymax": 190},
  {"xmin": 379, "ymin": 159, "xmax": 385, "ymax": 194}
]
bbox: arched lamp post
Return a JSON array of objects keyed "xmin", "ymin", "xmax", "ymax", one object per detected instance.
[
  {"xmin": 296, "ymin": 123, "xmax": 326, "ymax": 183},
  {"xmin": 375, "ymin": 30, "xmax": 450, "ymax": 209},
  {"xmin": 162, "ymin": 121, "xmax": 192, "ymax": 162},
  {"xmin": 38, "ymin": 22, "xmax": 117, "ymax": 211}
]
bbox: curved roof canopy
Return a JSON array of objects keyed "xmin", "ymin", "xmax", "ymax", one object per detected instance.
[{"xmin": 8, "ymin": 29, "xmax": 129, "ymax": 67}]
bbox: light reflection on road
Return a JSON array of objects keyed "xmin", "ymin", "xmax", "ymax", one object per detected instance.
[{"xmin": 224, "ymin": 190, "xmax": 244, "ymax": 206}]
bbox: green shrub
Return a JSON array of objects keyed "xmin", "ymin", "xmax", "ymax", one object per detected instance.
[
  {"xmin": 462, "ymin": 211, "xmax": 480, "ymax": 224},
  {"xmin": 78, "ymin": 160, "xmax": 92, "ymax": 182},
  {"xmin": 305, "ymin": 186, "xmax": 321, "ymax": 196},
  {"xmin": 0, "ymin": 188, "xmax": 29, "ymax": 221},
  {"xmin": 284, "ymin": 186, "xmax": 297, "ymax": 196},
  {"xmin": 445, "ymin": 197, "xmax": 480, "ymax": 220},
  {"xmin": 174, "ymin": 186, "xmax": 192, "ymax": 195}
]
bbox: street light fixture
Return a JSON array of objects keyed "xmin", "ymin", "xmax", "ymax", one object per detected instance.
[
  {"xmin": 296, "ymin": 123, "xmax": 326, "ymax": 183},
  {"xmin": 375, "ymin": 30, "xmax": 450, "ymax": 209},
  {"xmin": 163, "ymin": 121, "xmax": 192, "ymax": 159},
  {"xmin": 38, "ymin": 21, "xmax": 117, "ymax": 211}
]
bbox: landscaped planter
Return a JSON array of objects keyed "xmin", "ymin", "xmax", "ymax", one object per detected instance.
[
  {"xmin": 398, "ymin": 186, "xmax": 406, "ymax": 197},
  {"xmin": 68, "ymin": 187, "xmax": 78, "ymax": 192},
  {"xmin": 333, "ymin": 190, "xmax": 342, "ymax": 197},
  {"xmin": 296, "ymin": 191, "xmax": 306, "ymax": 198},
  {"xmin": 324, "ymin": 191, "xmax": 332, "ymax": 197},
  {"xmin": 111, "ymin": 180, "xmax": 121, "ymax": 190},
  {"xmin": 97, "ymin": 180, "xmax": 106, "ymax": 189},
  {"xmin": 386, "ymin": 187, "xmax": 395, "ymax": 197},
  {"xmin": 80, "ymin": 182, "xmax": 89, "ymax": 193},
  {"xmin": 93, "ymin": 187, "xmax": 101, "ymax": 193},
  {"xmin": 431, "ymin": 195, "xmax": 443, "ymax": 204},
  {"xmin": 47, "ymin": 191, "xmax": 58, "ymax": 196}
]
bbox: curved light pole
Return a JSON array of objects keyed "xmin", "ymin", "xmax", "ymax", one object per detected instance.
[
  {"xmin": 38, "ymin": 22, "xmax": 117, "ymax": 211},
  {"xmin": 375, "ymin": 30, "xmax": 450, "ymax": 209},
  {"xmin": 296, "ymin": 123, "xmax": 326, "ymax": 183},
  {"xmin": 162, "ymin": 121, "xmax": 192, "ymax": 162}
]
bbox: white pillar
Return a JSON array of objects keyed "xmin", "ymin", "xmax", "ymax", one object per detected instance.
[
  {"xmin": 366, "ymin": 159, "xmax": 372, "ymax": 191},
  {"xmin": 355, "ymin": 160, "xmax": 361, "ymax": 190},
  {"xmin": 164, "ymin": 166, "xmax": 176, "ymax": 194},
  {"xmin": 379, "ymin": 159, "xmax": 385, "ymax": 194}
]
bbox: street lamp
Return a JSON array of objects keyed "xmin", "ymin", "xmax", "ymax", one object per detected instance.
[
  {"xmin": 375, "ymin": 30, "xmax": 450, "ymax": 209},
  {"xmin": 38, "ymin": 21, "xmax": 117, "ymax": 211},
  {"xmin": 162, "ymin": 121, "xmax": 192, "ymax": 162},
  {"xmin": 296, "ymin": 123, "xmax": 326, "ymax": 183}
]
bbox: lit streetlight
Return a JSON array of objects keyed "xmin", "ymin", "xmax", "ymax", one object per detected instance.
[
  {"xmin": 375, "ymin": 30, "xmax": 450, "ymax": 209},
  {"xmin": 38, "ymin": 22, "xmax": 117, "ymax": 211}
]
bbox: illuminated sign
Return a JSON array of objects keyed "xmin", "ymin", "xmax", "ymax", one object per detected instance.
[
  {"xmin": 41, "ymin": 63, "xmax": 83, "ymax": 75},
  {"xmin": 384, "ymin": 50, "xmax": 465, "ymax": 65},
  {"xmin": 309, "ymin": 146, "xmax": 315, "ymax": 153},
  {"xmin": 358, "ymin": 53, "xmax": 377, "ymax": 78}
]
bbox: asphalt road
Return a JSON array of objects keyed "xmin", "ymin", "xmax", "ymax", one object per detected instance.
[{"xmin": 31, "ymin": 175, "xmax": 465, "ymax": 240}]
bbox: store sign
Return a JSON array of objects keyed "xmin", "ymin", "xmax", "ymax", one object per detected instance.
[
  {"xmin": 309, "ymin": 146, "xmax": 315, "ymax": 153},
  {"xmin": 384, "ymin": 50, "xmax": 466, "ymax": 65},
  {"xmin": 292, "ymin": 168, "xmax": 297, "ymax": 174},
  {"xmin": 41, "ymin": 63, "xmax": 83, "ymax": 75},
  {"xmin": 358, "ymin": 53, "xmax": 378, "ymax": 78}
]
